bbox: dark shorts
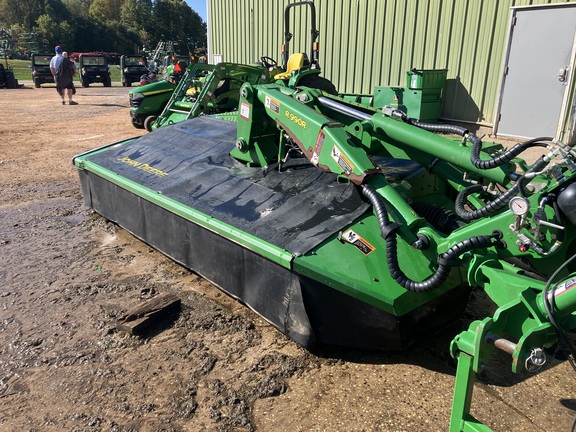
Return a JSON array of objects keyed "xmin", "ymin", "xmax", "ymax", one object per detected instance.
[{"xmin": 56, "ymin": 79, "xmax": 75, "ymax": 96}]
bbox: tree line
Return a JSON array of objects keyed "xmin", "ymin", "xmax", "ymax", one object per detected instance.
[{"xmin": 0, "ymin": 0, "xmax": 206, "ymax": 57}]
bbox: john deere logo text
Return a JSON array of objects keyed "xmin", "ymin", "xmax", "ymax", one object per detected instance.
[{"xmin": 117, "ymin": 156, "xmax": 168, "ymax": 177}]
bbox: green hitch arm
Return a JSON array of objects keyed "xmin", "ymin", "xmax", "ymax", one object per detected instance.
[
  {"xmin": 449, "ymin": 260, "xmax": 576, "ymax": 432},
  {"xmin": 368, "ymin": 112, "xmax": 514, "ymax": 185}
]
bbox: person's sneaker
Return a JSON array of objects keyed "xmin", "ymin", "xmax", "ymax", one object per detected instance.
[
  {"xmin": 61, "ymin": 100, "xmax": 65, "ymax": 105},
  {"xmin": 68, "ymin": 101, "xmax": 78, "ymax": 105}
]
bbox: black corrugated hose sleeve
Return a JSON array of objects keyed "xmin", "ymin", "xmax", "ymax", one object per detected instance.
[
  {"xmin": 406, "ymin": 117, "xmax": 469, "ymax": 136},
  {"xmin": 362, "ymin": 184, "xmax": 500, "ymax": 292},
  {"xmin": 455, "ymin": 156, "xmax": 550, "ymax": 221},
  {"xmin": 404, "ymin": 115, "xmax": 552, "ymax": 171},
  {"xmin": 470, "ymin": 135, "xmax": 552, "ymax": 170}
]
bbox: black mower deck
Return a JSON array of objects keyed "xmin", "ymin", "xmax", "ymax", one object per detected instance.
[{"xmin": 74, "ymin": 117, "xmax": 470, "ymax": 350}]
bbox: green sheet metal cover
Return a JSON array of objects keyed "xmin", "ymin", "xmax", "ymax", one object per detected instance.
[{"xmin": 82, "ymin": 117, "xmax": 369, "ymax": 255}]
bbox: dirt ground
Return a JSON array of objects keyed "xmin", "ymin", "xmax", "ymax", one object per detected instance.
[{"xmin": 0, "ymin": 83, "xmax": 574, "ymax": 432}]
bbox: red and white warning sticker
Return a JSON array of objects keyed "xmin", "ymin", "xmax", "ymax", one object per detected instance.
[
  {"xmin": 240, "ymin": 102, "xmax": 250, "ymax": 121},
  {"xmin": 547, "ymin": 277, "xmax": 576, "ymax": 300},
  {"xmin": 312, "ymin": 131, "xmax": 325, "ymax": 165}
]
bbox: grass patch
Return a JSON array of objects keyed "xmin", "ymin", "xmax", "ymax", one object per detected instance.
[
  {"xmin": 5, "ymin": 58, "xmax": 122, "ymax": 83},
  {"xmin": 5, "ymin": 59, "xmax": 31, "ymax": 81}
]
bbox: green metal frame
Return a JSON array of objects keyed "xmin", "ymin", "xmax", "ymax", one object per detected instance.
[{"xmin": 229, "ymin": 82, "xmax": 576, "ymax": 431}]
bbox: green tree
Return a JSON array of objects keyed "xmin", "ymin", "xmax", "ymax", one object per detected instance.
[
  {"xmin": 1, "ymin": 0, "xmax": 207, "ymax": 56},
  {"xmin": 36, "ymin": 14, "xmax": 75, "ymax": 50},
  {"xmin": 89, "ymin": 0, "xmax": 124, "ymax": 24},
  {"xmin": 0, "ymin": 0, "xmax": 43, "ymax": 30},
  {"xmin": 151, "ymin": 0, "xmax": 206, "ymax": 53},
  {"xmin": 120, "ymin": 0, "xmax": 154, "ymax": 48}
]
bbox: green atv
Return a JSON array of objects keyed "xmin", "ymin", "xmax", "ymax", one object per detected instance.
[
  {"xmin": 30, "ymin": 53, "xmax": 54, "ymax": 88},
  {"xmin": 120, "ymin": 55, "xmax": 149, "ymax": 87},
  {"xmin": 78, "ymin": 54, "xmax": 111, "ymax": 87}
]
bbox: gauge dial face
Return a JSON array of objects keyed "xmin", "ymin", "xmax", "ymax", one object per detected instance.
[{"xmin": 509, "ymin": 196, "xmax": 530, "ymax": 216}]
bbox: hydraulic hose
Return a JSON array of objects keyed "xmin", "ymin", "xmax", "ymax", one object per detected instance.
[
  {"xmin": 403, "ymin": 114, "xmax": 552, "ymax": 170},
  {"xmin": 469, "ymin": 135, "xmax": 552, "ymax": 170},
  {"xmin": 362, "ymin": 184, "xmax": 501, "ymax": 293},
  {"xmin": 455, "ymin": 156, "xmax": 550, "ymax": 221},
  {"xmin": 410, "ymin": 201, "xmax": 462, "ymax": 234},
  {"xmin": 405, "ymin": 117, "xmax": 468, "ymax": 136}
]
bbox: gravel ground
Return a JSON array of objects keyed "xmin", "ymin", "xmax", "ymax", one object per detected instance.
[{"xmin": 0, "ymin": 83, "xmax": 574, "ymax": 431}]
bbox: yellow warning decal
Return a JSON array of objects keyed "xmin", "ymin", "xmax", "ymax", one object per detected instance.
[
  {"xmin": 331, "ymin": 146, "xmax": 354, "ymax": 175},
  {"xmin": 265, "ymin": 95, "xmax": 280, "ymax": 114},
  {"xmin": 342, "ymin": 229, "xmax": 375, "ymax": 255}
]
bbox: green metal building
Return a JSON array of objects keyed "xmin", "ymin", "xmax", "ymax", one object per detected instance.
[{"xmin": 207, "ymin": 0, "xmax": 576, "ymax": 143}]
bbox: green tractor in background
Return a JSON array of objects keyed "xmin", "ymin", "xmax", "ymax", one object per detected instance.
[
  {"xmin": 128, "ymin": 57, "xmax": 196, "ymax": 131},
  {"xmin": 0, "ymin": 61, "xmax": 18, "ymax": 89},
  {"xmin": 129, "ymin": 0, "xmax": 337, "ymax": 133},
  {"xmin": 128, "ymin": 48, "xmax": 198, "ymax": 131},
  {"xmin": 129, "ymin": 79, "xmax": 178, "ymax": 131},
  {"xmin": 147, "ymin": 0, "xmax": 337, "ymax": 131}
]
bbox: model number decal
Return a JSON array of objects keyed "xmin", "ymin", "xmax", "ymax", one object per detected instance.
[
  {"xmin": 342, "ymin": 229, "xmax": 375, "ymax": 255},
  {"xmin": 265, "ymin": 96, "xmax": 280, "ymax": 114},
  {"xmin": 284, "ymin": 110, "xmax": 307, "ymax": 129}
]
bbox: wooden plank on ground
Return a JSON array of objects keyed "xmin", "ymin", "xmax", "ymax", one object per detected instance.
[{"xmin": 116, "ymin": 292, "xmax": 181, "ymax": 335}]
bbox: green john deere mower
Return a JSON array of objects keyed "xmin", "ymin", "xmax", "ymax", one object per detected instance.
[{"xmin": 73, "ymin": 2, "xmax": 576, "ymax": 431}]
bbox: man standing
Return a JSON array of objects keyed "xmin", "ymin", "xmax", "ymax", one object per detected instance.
[{"xmin": 50, "ymin": 45, "xmax": 77, "ymax": 105}]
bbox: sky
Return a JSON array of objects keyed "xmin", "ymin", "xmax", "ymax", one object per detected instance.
[{"xmin": 184, "ymin": 0, "xmax": 207, "ymax": 22}]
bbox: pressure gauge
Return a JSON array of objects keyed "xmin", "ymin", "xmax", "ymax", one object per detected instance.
[{"xmin": 509, "ymin": 196, "xmax": 530, "ymax": 216}]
